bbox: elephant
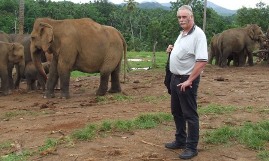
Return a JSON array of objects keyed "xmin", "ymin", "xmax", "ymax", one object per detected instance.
[
  {"xmin": 30, "ymin": 18, "xmax": 127, "ymax": 99},
  {"xmin": 209, "ymin": 33, "xmax": 220, "ymax": 65},
  {"xmin": 217, "ymin": 24, "xmax": 265, "ymax": 67},
  {"xmin": 0, "ymin": 41, "xmax": 25, "ymax": 95},
  {"xmin": 9, "ymin": 34, "xmax": 49, "ymax": 91},
  {"xmin": 24, "ymin": 61, "xmax": 50, "ymax": 91},
  {"xmin": 0, "ymin": 31, "xmax": 15, "ymax": 90}
]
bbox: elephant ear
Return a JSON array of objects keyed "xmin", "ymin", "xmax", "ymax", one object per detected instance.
[
  {"xmin": 247, "ymin": 24, "xmax": 255, "ymax": 40},
  {"xmin": 39, "ymin": 22, "xmax": 54, "ymax": 52}
]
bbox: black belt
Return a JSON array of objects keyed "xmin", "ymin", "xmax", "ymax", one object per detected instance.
[{"xmin": 173, "ymin": 74, "xmax": 189, "ymax": 78}]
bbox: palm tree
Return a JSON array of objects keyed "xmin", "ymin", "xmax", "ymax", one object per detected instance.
[
  {"xmin": 19, "ymin": 0, "xmax": 24, "ymax": 34},
  {"xmin": 124, "ymin": 0, "xmax": 138, "ymax": 50},
  {"xmin": 203, "ymin": 0, "xmax": 207, "ymax": 32}
]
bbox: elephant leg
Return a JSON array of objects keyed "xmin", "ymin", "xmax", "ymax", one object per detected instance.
[
  {"xmin": 108, "ymin": 64, "xmax": 121, "ymax": 93},
  {"xmin": 220, "ymin": 55, "xmax": 228, "ymax": 67},
  {"xmin": 27, "ymin": 79, "xmax": 35, "ymax": 91},
  {"xmin": 59, "ymin": 72, "xmax": 69, "ymax": 99},
  {"xmin": 44, "ymin": 60, "xmax": 58, "ymax": 98},
  {"xmin": 215, "ymin": 54, "xmax": 220, "ymax": 66},
  {"xmin": 37, "ymin": 74, "xmax": 46, "ymax": 91},
  {"xmin": 1, "ymin": 71, "xmax": 11, "ymax": 95},
  {"xmin": 247, "ymin": 53, "xmax": 254, "ymax": 66},
  {"xmin": 14, "ymin": 65, "xmax": 21, "ymax": 89},
  {"xmin": 238, "ymin": 55, "xmax": 245, "ymax": 67},
  {"xmin": 7, "ymin": 64, "xmax": 15, "ymax": 90},
  {"xmin": 96, "ymin": 73, "xmax": 109, "ymax": 96}
]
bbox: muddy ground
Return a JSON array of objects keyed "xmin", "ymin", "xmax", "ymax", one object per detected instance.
[{"xmin": 0, "ymin": 64, "xmax": 268, "ymax": 161}]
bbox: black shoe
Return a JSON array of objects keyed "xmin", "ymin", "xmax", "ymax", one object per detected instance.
[
  {"xmin": 165, "ymin": 141, "xmax": 185, "ymax": 149},
  {"xmin": 179, "ymin": 149, "xmax": 198, "ymax": 160}
]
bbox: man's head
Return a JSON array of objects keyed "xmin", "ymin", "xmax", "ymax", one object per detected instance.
[{"xmin": 177, "ymin": 5, "xmax": 194, "ymax": 31}]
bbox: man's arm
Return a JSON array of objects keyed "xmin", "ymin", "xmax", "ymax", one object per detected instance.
[{"xmin": 177, "ymin": 61, "xmax": 207, "ymax": 91}]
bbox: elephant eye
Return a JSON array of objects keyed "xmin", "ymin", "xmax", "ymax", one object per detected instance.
[{"xmin": 31, "ymin": 36, "xmax": 36, "ymax": 41}]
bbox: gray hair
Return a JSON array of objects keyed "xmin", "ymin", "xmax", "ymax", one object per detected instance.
[{"xmin": 178, "ymin": 5, "xmax": 193, "ymax": 15}]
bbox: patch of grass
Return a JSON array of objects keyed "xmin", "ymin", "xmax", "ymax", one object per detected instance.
[
  {"xmin": 1, "ymin": 110, "xmax": 39, "ymax": 120},
  {"xmin": 71, "ymin": 70, "xmax": 98, "ymax": 78},
  {"xmin": 198, "ymin": 104, "xmax": 237, "ymax": 115},
  {"xmin": 71, "ymin": 124, "xmax": 97, "ymax": 141},
  {"xmin": 141, "ymin": 95, "xmax": 169, "ymax": 103},
  {"xmin": 1, "ymin": 151, "xmax": 32, "ymax": 161},
  {"xmin": 204, "ymin": 126, "xmax": 237, "ymax": 144},
  {"xmin": 100, "ymin": 120, "xmax": 113, "ymax": 132},
  {"xmin": 0, "ymin": 141, "xmax": 12, "ymax": 150},
  {"xmin": 71, "ymin": 112, "xmax": 172, "ymax": 140},
  {"xmin": 205, "ymin": 120, "xmax": 269, "ymax": 153},
  {"xmin": 113, "ymin": 120, "xmax": 134, "ymax": 131},
  {"xmin": 259, "ymin": 106, "xmax": 269, "ymax": 114},
  {"xmin": 134, "ymin": 113, "xmax": 172, "ymax": 129},
  {"xmin": 127, "ymin": 52, "xmax": 167, "ymax": 69},
  {"xmin": 38, "ymin": 138, "xmax": 58, "ymax": 153},
  {"xmin": 257, "ymin": 150, "xmax": 269, "ymax": 161},
  {"xmin": 112, "ymin": 94, "xmax": 132, "ymax": 101},
  {"xmin": 237, "ymin": 121, "xmax": 269, "ymax": 150},
  {"xmin": 242, "ymin": 106, "xmax": 255, "ymax": 112}
]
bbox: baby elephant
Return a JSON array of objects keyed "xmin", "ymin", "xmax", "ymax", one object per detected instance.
[
  {"xmin": 0, "ymin": 41, "xmax": 25, "ymax": 95},
  {"xmin": 24, "ymin": 61, "xmax": 50, "ymax": 91}
]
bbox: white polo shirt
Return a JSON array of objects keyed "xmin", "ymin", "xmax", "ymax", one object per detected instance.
[{"xmin": 170, "ymin": 25, "xmax": 208, "ymax": 75}]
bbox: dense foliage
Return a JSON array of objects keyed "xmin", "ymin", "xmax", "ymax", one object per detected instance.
[{"xmin": 0, "ymin": 0, "xmax": 268, "ymax": 51}]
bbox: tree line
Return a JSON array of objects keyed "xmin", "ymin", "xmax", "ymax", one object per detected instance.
[{"xmin": 0, "ymin": 0, "xmax": 269, "ymax": 51}]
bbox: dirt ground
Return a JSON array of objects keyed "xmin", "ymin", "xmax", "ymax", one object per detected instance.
[{"xmin": 0, "ymin": 64, "xmax": 269, "ymax": 161}]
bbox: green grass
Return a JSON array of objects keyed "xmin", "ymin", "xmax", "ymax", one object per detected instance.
[
  {"xmin": 71, "ymin": 112, "xmax": 172, "ymax": 140},
  {"xmin": 71, "ymin": 124, "xmax": 97, "ymax": 141},
  {"xmin": 0, "ymin": 151, "xmax": 32, "ymax": 161},
  {"xmin": 257, "ymin": 150, "xmax": 269, "ymax": 161},
  {"xmin": 0, "ymin": 141, "xmax": 12, "ymax": 151},
  {"xmin": 205, "ymin": 120, "xmax": 269, "ymax": 150},
  {"xmin": 38, "ymin": 138, "xmax": 58, "ymax": 153},
  {"xmin": 127, "ymin": 51, "xmax": 168, "ymax": 69},
  {"xmin": 71, "ymin": 70, "xmax": 98, "ymax": 77},
  {"xmin": 69, "ymin": 51, "xmax": 168, "ymax": 77},
  {"xmin": 198, "ymin": 104, "xmax": 237, "ymax": 115},
  {"xmin": 141, "ymin": 95, "xmax": 170, "ymax": 103}
]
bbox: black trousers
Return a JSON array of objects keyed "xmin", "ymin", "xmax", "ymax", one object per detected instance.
[{"xmin": 170, "ymin": 74, "xmax": 200, "ymax": 151}]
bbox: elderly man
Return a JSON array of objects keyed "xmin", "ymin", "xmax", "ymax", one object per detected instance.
[{"xmin": 165, "ymin": 5, "xmax": 208, "ymax": 160}]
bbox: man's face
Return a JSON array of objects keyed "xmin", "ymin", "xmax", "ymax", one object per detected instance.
[{"xmin": 177, "ymin": 9, "xmax": 193, "ymax": 30}]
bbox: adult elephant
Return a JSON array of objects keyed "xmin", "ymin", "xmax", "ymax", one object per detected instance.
[
  {"xmin": 0, "ymin": 41, "xmax": 25, "ymax": 95},
  {"xmin": 218, "ymin": 24, "xmax": 264, "ymax": 67},
  {"xmin": 0, "ymin": 31, "xmax": 16, "ymax": 90},
  {"xmin": 30, "ymin": 18, "xmax": 127, "ymax": 99},
  {"xmin": 209, "ymin": 33, "xmax": 220, "ymax": 65}
]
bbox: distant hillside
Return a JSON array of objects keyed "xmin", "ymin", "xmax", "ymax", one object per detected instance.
[
  {"xmin": 207, "ymin": 1, "xmax": 236, "ymax": 16},
  {"xmin": 138, "ymin": 2, "xmax": 170, "ymax": 10},
  {"xmin": 124, "ymin": 1, "xmax": 237, "ymax": 16}
]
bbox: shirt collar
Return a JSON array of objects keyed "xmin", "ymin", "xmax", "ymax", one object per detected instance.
[{"xmin": 182, "ymin": 25, "xmax": 196, "ymax": 36}]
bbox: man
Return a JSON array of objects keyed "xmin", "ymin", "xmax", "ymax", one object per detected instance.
[{"xmin": 165, "ymin": 5, "xmax": 208, "ymax": 160}]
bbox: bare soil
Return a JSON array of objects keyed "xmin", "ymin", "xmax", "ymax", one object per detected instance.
[{"xmin": 0, "ymin": 64, "xmax": 269, "ymax": 161}]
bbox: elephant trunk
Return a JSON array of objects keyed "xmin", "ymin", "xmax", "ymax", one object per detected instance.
[
  {"xmin": 32, "ymin": 49, "xmax": 48, "ymax": 81},
  {"xmin": 19, "ymin": 60, "xmax": 25, "ymax": 76}
]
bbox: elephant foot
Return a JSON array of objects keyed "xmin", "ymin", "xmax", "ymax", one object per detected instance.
[
  {"xmin": 43, "ymin": 92, "xmax": 55, "ymax": 99},
  {"xmin": 2, "ymin": 91, "xmax": 11, "ymax": 96},
  {"xmin": 96, "ymin": 89, "xmax": 107, "ymax": 96},
  {"xmin": 108, "ymin": 88, "xmax": 121, "ymax": 93},
  {"xmin": 59, "ymin": 93, "xmax": 70, "ymax": 99}
]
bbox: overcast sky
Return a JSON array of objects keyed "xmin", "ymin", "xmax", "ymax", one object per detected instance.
[{"xmin": 51, "ymin": 0, "xmax": 269, "ymax": 10}]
